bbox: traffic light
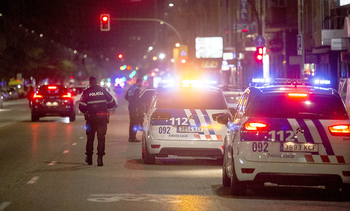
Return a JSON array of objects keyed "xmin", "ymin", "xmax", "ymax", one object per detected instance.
[
  {"xmin": 255, "ymin": 47, "xmax": 264, "ymax": 63},
  {"xmin": 100, "ymin": 14, "xmax": 110, "ymax": 31}
]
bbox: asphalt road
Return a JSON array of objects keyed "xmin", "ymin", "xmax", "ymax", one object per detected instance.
[{"xmin": 0, "ymin": 93, "xmax": 350, "ymax": 211}]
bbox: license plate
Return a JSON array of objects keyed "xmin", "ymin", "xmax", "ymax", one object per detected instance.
[
  {"xmin": 281, "ymin": 142, "xmax": 318, "ymax": 152},
  {"xmin": 177, "ymin": 126, "xmax": 203, "ymax": 133},
  {"xmin": 46, "ymin": 102, "xmax": 58, "ymax": 106}
]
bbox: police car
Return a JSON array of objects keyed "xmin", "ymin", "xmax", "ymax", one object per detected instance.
[
  {"xmin": 142, "ymin": 84, "xmax": 231, "ymax": 164},
  {"xmin": 217, "ymin": 78, "xmax": 350, "ymax": 195}
]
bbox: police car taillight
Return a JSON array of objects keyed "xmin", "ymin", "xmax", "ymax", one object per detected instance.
[
  {"xmin": 329, "ymin": 125, "xmax": 350, "ymax": 136},
  {"xmin": 244, "ymin": 122, "xmax": 267, "ymax": 131},
  {"xmin": 288, "ymin": 93, "xmax": 308, "ymax": 98},
  {"xmin": 62, "ymin": 92, "xmax": 72, "ymax": 98}
]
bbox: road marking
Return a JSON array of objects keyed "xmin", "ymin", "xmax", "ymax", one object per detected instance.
[
  {"xmin": 87, "ymin": 193, "xmax": 182, "ymax": 203},
  {"xmin": 72, "ymin": 143, "xmax": 77, "ymax": 145},
  {"xmin": 63, "ymin": 150, "xmax": 69, "ymax": 153},
  {"xmin": 48, "ymin": 161, "xmax": 57, "ymax": 165},
  {"xmin": 27, "ymin": 176, "xmax": 39, "ymax": 184},
  {"xmin": 0, "ymin": 202, "xmax": 11, "ymax": 210}
]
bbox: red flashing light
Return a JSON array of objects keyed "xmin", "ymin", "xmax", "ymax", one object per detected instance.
[
  {"xmin": 118, "ymin": 53, "xmax": 123, "ymax": 59},
  {"xmin": 151, "ymin": 72, "xmax": 156, "ymax": 77}
]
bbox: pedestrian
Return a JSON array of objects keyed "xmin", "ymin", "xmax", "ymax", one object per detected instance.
[
  {"xmin": 27, "ymin": 86, "xmax": 35, "ymax": 108},
  {"xmin": 125, "ymin": 78, "xmax": 143, "ymax": 142},
  {"xmin": 79, "ymin": 76, "xmax": 117, "ymax": 166}
]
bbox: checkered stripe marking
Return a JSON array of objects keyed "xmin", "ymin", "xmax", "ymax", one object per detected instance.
[
  {"xmin": 194, "ymin": 134, "xmax": 223, "ymax": 140},
  {"xmin": 304, "ymin": 155, "xmax": 345, "ymax": 163}
]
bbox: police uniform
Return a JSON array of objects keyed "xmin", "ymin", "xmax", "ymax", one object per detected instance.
[
  {"xmin": 79, "ymin": 84, "xmax": 116, "ymax": 165},
  {"xmin": 125, "ymin": 83, "xmax": 141, "ymax": 142}
]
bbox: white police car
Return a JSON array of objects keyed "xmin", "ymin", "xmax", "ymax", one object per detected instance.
[
  {"xmin": 217, "ymin": 79, "xmax": 350, "ymax": 195},
  {"xmin": 142, "ymin": 85, "xmax": 231, "ymax": 164}
]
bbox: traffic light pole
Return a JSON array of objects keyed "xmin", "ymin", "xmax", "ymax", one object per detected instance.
[{"xmin": 112, "ymin": 18, "xmax": 183, "ymax": 44}]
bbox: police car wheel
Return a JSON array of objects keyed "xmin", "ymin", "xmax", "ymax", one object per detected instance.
[
  {"xmin": 144, "ymin": 141, "xmax": 155, "ymax": 164},
  {"xmin": 222, "ymin": 150, "xmax": 231, "ymax": 187},
  {"xmin": 341, "ymin": 184, "xmax": 350, "ymax": 198},
  {"xmin": 230, "ymin": 159, "xmax": 247, "ymax": 196}
]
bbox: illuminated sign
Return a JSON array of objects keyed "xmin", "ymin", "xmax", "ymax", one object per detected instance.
[{"xmin": 195, "ymin": 37, "xmax": 223, "ymax": 59}]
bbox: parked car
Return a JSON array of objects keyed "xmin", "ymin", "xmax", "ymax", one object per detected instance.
[
  {"xmin": 218, "ymin": 78, "xmax": 350, "ymax": 196},
  {"xmin": 142, "ymin": 85, "xmax": 231, "ymax": 164}
]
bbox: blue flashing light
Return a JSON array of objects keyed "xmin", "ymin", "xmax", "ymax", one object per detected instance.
[{"xmin": 314, "ymin": 79, "xmax": 330, "ymax": 85}]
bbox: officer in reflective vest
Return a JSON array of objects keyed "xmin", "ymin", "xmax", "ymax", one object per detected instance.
[
  {"xmin": 125, "ymin": 78, "xmax": 142, "ymax": 142},
  {"xmin": 79, "ymin": 76, "xmax": 117, "ymax": 166}
]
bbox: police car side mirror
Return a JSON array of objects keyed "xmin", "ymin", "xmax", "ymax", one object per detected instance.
[{"xmin": 216, "ymin": 114, "xmax": 230, "ymax": 125}]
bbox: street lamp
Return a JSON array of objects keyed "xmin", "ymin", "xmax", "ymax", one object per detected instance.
[{"xmin": 159, "ymin": 53, "xmax": 165, "ymax": 60}]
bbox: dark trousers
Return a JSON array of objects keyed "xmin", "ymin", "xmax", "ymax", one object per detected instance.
[
  {"xmin": 85, "ymin": 119, "xmax": 107, "ymax": 156},
  {"xmin": 128, "ymin": 108, "xmax": 139, "ymax": 140}
]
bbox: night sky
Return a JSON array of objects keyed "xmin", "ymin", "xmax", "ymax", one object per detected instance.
[{"xmin": 0, "ymin": 0, "xmax": 174, "ymax": 64}]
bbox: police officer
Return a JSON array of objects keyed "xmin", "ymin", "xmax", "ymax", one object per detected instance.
[
  {"xmin": 125, "ymin": 78, "xmax": 142, "ymax": 142},
  {"xmin": 79, "ymin": 76, "xmax": 117, "ymax": 166}
]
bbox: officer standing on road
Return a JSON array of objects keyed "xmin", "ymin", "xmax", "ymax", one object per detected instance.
[
  {"xmin": 79, "ymin": 76, "xmax": 117, "ymax": 166},
  {"xmin": 125, "ymin": 78, "xmax": 142, "ymax": 142}
]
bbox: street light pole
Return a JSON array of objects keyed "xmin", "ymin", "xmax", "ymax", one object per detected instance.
[{"xmin": 112, "ymin": 18, "xmax": 183, "ymax": 44}]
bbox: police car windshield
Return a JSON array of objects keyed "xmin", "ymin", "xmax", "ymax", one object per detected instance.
[
  {"xmin": 155, "ymin": 90, "xmax": 227, "ymax": 109},
  {"xmin": 246, "ymin": 94, "xmax": 348, "ymax": 119}
]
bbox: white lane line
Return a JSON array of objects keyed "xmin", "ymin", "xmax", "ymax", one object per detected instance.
[
  {"xmin": 48, "ymin": 161, "xmax": 57, "ymax": 165},
  {"xmin": 63, "ymin": 150, "xmax": 69, "ymax": 153},
  {"xmin": 27, "ymin": 176, "xmax": 39, "ymax": 184},
  {"xmin": 72, "ymin": 143, "xmax": 77, "ymax": 145},
  {"xmin": 0, "ymin": 202, "xmax": 11, "ymax": 210}
]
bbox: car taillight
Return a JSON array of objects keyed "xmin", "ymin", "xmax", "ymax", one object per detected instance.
[
  {"xmin": 329, "ymin": 125, "xmax": 350, "ymax": 136},
  {"xmin": 62, "ymin": 92, "xmax": 72, "ymax": 98},
  {"xmin": 244, "ymin": 122, "xmax": 267, "ymax": 131},
  {"xmin": 48, "ymin": 86, "xmax": 57, "ymax": 90},
  {"xmin": 33, "ymin": 93, "xmax": 43, "ymax": 98}
]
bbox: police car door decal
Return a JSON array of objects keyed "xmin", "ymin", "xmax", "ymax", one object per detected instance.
[
  {"xmin": 312, "ymin": 119, "xmax": 335, "ymax": 155},
  {"xmin": 287, "ymin": 119, "xmax": 306, "ymax": 143},
  {"xmin": 195, "ymin": 109, "xmax": 215, "ymax": 135}
]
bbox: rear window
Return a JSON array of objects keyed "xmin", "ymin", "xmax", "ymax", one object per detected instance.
[
  {"xmin": 155, "ymin": 90, "xmax": 227, "ymax": 109},
  {"xmin": 246, "ymin": 93, "xmax": 348, "ymax": 119},
  {"xmin": 38, "ymin": 85, "xmax": 67, "ymax": 95}
]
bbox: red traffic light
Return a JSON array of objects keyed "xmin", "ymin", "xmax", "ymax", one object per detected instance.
[
  {"xmin": 100, "ymin": 14, "xmax": 110, "ymax": 31},
  {"xmin": 118, "ymin": 53, "xmax": 123, "ymax": 59},
  {"xmin": 255, "ymin": 47, "xmax": 264, "ymax": 62}
]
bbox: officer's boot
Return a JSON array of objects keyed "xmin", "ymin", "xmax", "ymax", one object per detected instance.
[
  {"xmin": 85, "ymin": 155, "xmax": 92, "ymax": 165},
  {"xmin": 97, "ymin": 155, "xmax": 103, "ymax": 166}
]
